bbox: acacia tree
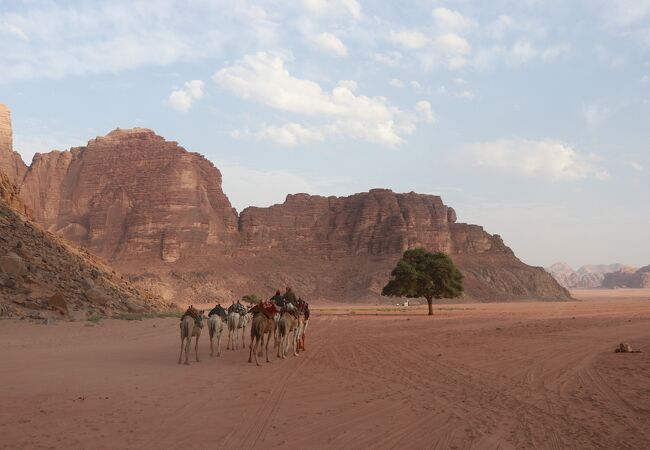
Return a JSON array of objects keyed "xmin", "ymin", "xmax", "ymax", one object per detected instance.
[
  {"xmin": 241, "ymin": 294, "xmax": 261, "ymax": 305},
  {"xmin": 382, "ymin": 248, "xmax": 463, "ymax": 316}
]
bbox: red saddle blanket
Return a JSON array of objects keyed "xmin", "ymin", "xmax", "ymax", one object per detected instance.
[{"xmin": 251, "ymin": 301, "xmax": 278, "ymax": 318}]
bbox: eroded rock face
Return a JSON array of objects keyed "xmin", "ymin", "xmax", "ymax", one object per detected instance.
[
  {"xmin": 546, "ymin": 262, "xmax": 628, "ymax": 289},
  {"xmin": 6, "ymin": 116, "xmax": 570, "ymax": 302},
  {"xmin": 0, "ymin": 167, "xmax": 172, "ymax": 319},
  {"xmin": 0, "ymin": 103, "xmax": 27, "ymax": 185},
  {"xmin": 19, "ymin": 128, "xmax": 239, "ymax": 261},
  {"xmin": 239, "ymin": 190, "xmax": 509, "ymax": 258},
  {"xmin": 602, "ymin": 266, "xmax": 650, "ymax": 288}
]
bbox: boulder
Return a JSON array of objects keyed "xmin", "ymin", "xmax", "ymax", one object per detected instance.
[
  {"xmin": 85, "ymin": 287, "xmax": 111, "ymax": 306},
  {"xmin": 48, "ymin": 292, "xmax": 69, "ymax": 315},
  {"xmin": 0, "ymin": 252, "xmax": 27, "ymax": 277}
]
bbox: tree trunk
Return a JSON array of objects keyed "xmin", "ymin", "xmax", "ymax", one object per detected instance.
[{"xmin": 427, "ymin": 297, "xmax": 433, "ymax": 316}]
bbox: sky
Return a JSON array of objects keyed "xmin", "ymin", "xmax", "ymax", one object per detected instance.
[{"xmin": 0, "ymin": 0, "xmax": 649, "ymax": 269}]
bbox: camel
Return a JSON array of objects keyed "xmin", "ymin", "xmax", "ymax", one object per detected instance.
[
  {"xmin": 239, "ymin": 313, "xmax": 250, "ymax": 348},
  {"xmin": 208, "ymin": 312, "xmax": 227, "ymax": 357},
  {"xmin": 277, "ymin": 311, "xmax": 299, "ymax": 358},
  {"xmin": 178, "ymin": 307, "xmax": 204, "ymax": 365},
  {"xmin": 248, "ymin": 312, "xmax": 276, "ymax": 366},
  {"xmin": 226, "ymin": 312, "xmax": 240, "ymax": 350},
  {"xmin": 226, "ymin": 311, "xmax": 250, "ymax": 350},
  {"xmin": 299, "ymin": 319, "xmax": 309, "ymax": 351}
]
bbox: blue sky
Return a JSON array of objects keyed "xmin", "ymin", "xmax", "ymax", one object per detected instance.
[{"xmin": 1, "ymin": 0, "xmax": 649, "ymax": 268}]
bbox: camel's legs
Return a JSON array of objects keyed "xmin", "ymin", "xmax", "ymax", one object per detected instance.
[
  {"xmin": 265, "ymin": 330, "xmax": 271, "ymax": 363},
  {"xmin": 255, "ymin": 332, "xmax": 264, "ymax": 356},
  {"xmin": 292, "ymin": 327, "xmax": 299, "ymax": 356},
  {"xmin": 194, "ymin": 334, "xmax": 200, "ymax": 362},
  {"xmin": 252, "ymin": 336, "xmax": 261, "ymax": 366},
  {"xmin": 184, "ymin": 336, "xmax": 192, "ymax": 365},
  {"xmin": 216, "ymin": 331, "xmax": 222, "ymax": 357},
  {"xmin": 248, "ymin": 336, "xmax": 254, "ymax": 363},
  {"xmin": 178, "ymin": 336, "xmax": 185, "ymax": 364}
]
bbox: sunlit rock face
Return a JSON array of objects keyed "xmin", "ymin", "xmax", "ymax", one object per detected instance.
[{"xmin": 7, "ymin": 120, "xmax": 570, "ymax": 302}]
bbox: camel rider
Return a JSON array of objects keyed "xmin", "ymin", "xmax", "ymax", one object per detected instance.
[
  {"xmin": 270, "ymin": 290, "xmax": 284, "ymax": 307},
  {"xmin": 283, "ymin": 286, "xmax": 297, "ymax": 306}
]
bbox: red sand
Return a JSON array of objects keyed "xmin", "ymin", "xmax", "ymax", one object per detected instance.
[{"xmin": 1, "ymin": 290, "xmax": 649, "ymax": 449}]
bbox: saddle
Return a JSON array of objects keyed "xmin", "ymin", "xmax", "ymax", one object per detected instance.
[
  {"xmin": 251, "ymin": 301, "xmax": 278, "ymax": 319},
  {"xmin": 181, "ymin": 306, "xmax": 204, "ymax": 328}
]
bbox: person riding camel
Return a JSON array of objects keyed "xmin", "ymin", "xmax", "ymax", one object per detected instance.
[
  {"xmin": 270, "ymin": 289, "xmax": 285, "ymax": 307},
  {"xmin": 283, "ymin": 286, "xmax": 297, "ymax": 306}
]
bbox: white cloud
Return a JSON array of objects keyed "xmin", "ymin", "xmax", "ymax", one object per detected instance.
[
  {"xmin": 432, "ymin": 8, "xmax": 476, "ymax": 32},
  {"xmin": 13, "ymin": 133, "xmax": 84, "ymax": 165},
  {"xmin": 456, "ymin": 90, "xmax": 473, "ymax": 99},
  {"xmin": 219, "ymin": 161, "xmax": 351, "ymax": 211},
  {"xmin": 541, "ymin": 44, "xmax": 571, "ymax": 62},
  {"xmin": 583, "ymin": 104, "xmax": 610, "ymax": 131},
  {"xmin": 642, "ymin": 74, "xmax": 650, "ymax": 83},
  {"xmin": 390, "ymin": 30, "xmax": 429, "ymax": 49},
  {"xmin": 312, "ymin": 32, "xmax": 348, "ymax": 57},
  {"xmin": 167, "ymin": 80, "xmax": 204, "ymax": 113},
  {"xmin": 511, "ymin": 40, "xmax": 537, "ymax": 64},
  {"xmin": 373, "ymin": 51, "xmax": 403, "ymax": 66},
  {"xmin": 603, "ymin": 0, "xmax": 650, "ymax": 26},
  {"xmin": 255, "ymin": 123, "xmax": 325, "ymax": 147},
  {"xmin": 414, "ymin": 101, "xmax": 435, "ymax": 123},
  {"xmin": 392, "ymin": 29, "xmax": 471, "ymax": 69},
  {"xmin": 302, "ymin": 0, "xmax": 361, "ymax": 19},
  {"xmin": 0, "ymin": 2, "xmax": 285, "ymax": 82},
  {"xmin": 410, "ymin": 80, "xmax": 422, "ymax": 90},
  {"xmin": 628, "ymin": 161, "xmax": 644, "ymax": 172},
  {"xmin": 463, "ymin": 138, "xmax": 609, "ymax": 182},
  {"xmin": 389, "ymin": 78, "xmax": 404, "ymax": 88},
  {"xmin": 214, "ymin": 52, "xmax": 433, "ymax": 146}
]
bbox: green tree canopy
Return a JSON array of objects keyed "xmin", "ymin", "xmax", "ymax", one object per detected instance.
[
  {"xmin": 382, "ymin": 248, "xmax": 464, "ymax": 315},
  {"xmin": 241, "ymin": 294, "xmax": 261, "ymax": 305}
]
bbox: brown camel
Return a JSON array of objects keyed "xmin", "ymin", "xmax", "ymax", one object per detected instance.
[
  {"xmin": 248, "ymin": 312, "xmax": 275, "ymax": 366},
  {"xmin": 178, "ymin": 307, "xmax": 204, "ymax": 365}
]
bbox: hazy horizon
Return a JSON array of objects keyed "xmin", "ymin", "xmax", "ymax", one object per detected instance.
[{"xmin": 1, "ymin": 0, "xmax": 649, "ymax": 269}]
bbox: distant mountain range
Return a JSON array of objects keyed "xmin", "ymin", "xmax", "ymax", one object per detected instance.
[{"xmin": 546, "ymin": 262, "xmax": 633, "ymax": 289}]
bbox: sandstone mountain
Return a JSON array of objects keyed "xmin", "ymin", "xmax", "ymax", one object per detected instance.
[
  {"xmin": 602, "ymin": 266, "xmax": 650, "ymax": 289},
  {"xmin": 546, "ymin": 262, "xmax": 628, "ymax": 289},
  {"xmin": 0, "ymin": 167, "xmax": 171, "ymax": 319},
  {"xmin": 0, "ymin": 103, "xmax": 571, "ymax": 303}
]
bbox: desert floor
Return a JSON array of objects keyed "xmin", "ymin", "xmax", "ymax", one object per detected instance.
[{"xmin": 1, "ymin": 290, "xmax": 650, "ymax": 449}]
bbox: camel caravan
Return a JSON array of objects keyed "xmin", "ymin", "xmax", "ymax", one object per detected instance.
[{"xmin": 177, "ymin": 287, "xmax": 311, "ymax": 366}]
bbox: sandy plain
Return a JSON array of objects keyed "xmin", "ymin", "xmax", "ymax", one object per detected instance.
[{"xmin": 1, "ymin": 289, "xmax": 649, "ymax": 449}]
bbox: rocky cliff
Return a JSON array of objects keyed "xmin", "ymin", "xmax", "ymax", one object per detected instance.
[
  {"xmin": 602, "ymin": 266, "xmax": 650, "ymax": 288},
  {"xmin": 2, "ymin": 104, "xmax": 571, "ymax": 303},
  {"xmin": 0, "ymin": 168, "xmax": 172, "ymax": 319},
  {"xmin": 0, "ymin": 103, "xmax": 27, "ymax": 185},
  {"xmin": 546, "ymin": 262, "xmax": 628, "ymax": 289},
  {"xmin": 18, "ymin": 128, "xmax": 239, "ymax": 262}
]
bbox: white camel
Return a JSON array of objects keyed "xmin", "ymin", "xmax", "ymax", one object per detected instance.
[
  {"xmin": 239, "ymin": 313, "xmax": 250, "ymax": 348},
  {"xmin": 208, "ymin": 314, "xmax": 226, "ymax": 357},
  {"xmin": 227, "ymin": 312, "xmax": 240, "ymax": 350},
  {"xmin": 277, "ymin": 311, "xmax": 300, "ymax": 358}
]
